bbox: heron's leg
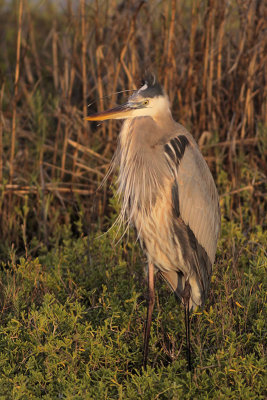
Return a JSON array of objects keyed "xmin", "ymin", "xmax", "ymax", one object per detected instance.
[
  {"xmin": 182, "ymin": 280, "xmax": 192, "ymax": 372},
  {"xmin": 143, "ymin": 262, "xmax": 155, "ymax": 369}
]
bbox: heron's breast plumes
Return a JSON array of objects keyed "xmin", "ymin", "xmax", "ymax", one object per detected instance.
[{"xmin": 115, "ymin": 119, "xmax": 170, "ymax": 231}]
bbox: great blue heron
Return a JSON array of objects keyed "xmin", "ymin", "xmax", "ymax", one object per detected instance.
[{"xmin": 86, "ymin": 75, "xmax": 220, "ymax": 371}]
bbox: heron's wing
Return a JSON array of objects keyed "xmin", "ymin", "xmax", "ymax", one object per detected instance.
[{"xmin": 164, "ymin": 133, "xmax": 220, "ymax": 305}]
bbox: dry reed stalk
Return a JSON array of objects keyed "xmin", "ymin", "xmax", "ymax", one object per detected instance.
[
  {"xmin": 40, "ymin": 163, "xmax": 48, "ymax": 244},
  {"xmin": 185, "ymin": 0, "xmax": 198, "ymax": 120},
  {"xmin": 130, "ymin": 38, "xmax": 137, "ymax": 81},
  {"xmin": 39, "ymin": 135, "xmax": 44, "ymax": 167},
  {"xmin": 63, "ymin": 36, "xmax": 70, "ymax": 99},
  {"xmin": 199, "ymin": 6, "xmax": 210, "ymax": 131},
  {"xmin": 88, "ymin": 44, "xmax": 97, "ymax": 95},
  {"xmin": 20, "ymin": 79, "xmax": 33, "ymax": 110},
  {"xmin": 52, "ymin": 119, "xmax": 62, "ymax": 179},
  {"xmin": 68, "ymin": 139, "xmax": 110, "ymax": 162},
  {"xmin": 1, "ymin": 184, "xmax": 94, "ymax": 196},
  {"xmin": 207, "ymin": 3, "xmax": 215, "ymax": 131},
  {"xmin": 75, "ymin": 162, "xmax": 105, "ymax": 178},
  {"xmin": 0, "ymin": 84, "xmax": 4, "ymax": 183},
  {"xmin": 200, "ymin": 137, "xmax": 259, "ymax": 149},
  {"xmin": 164, "ymin": 0, "xmax": 176, "ymax": 102},
  {"xmin": 216, "ymin": 3, "xmax": 226, "ymax": 116},
  {"xmin": 121, "ymin": 59, "xmax": 136, "ymax": 89},
  {"xmin": 61, "ymin": 125, "xmax": 69, "ymax": 179},
  {"xmin": 10, "ymin": 0, "xmax": 23, "ymax": 186},
  {"xmin": 241, "ymin": 2, "xmax": 255, "ymax": 138},
  {"xmin": 96, "ymin": 46, "xmax": 106, "ymax": 142},
  {"xmin": 264, "ymin": 61, "xmax": 267, "ymax": 126},
  {"xmin": 241, "ymin": 51, "xmax": 257, "ymax": 138},
  {"xmin": 26, "ymin": 4, "xmax": 42, "ymax": 87},
  {"xmin": 161, "ymin": 0, "xmax": 169, "ymax": 78},
  {"xmin": 220, "ymin": 180, "xmax": 266, "ymax": 198},
  {"xmin": 52, "ymin": 20, "xmax": 59, "ymax": 90},
  {"xmin": 24, "ymin": 54, "xmax": 34, "ymax": 85},
  {"xmin": 72, "ymin": 126, "xmax": 82, "ymax": 181},
  {"xmin": 81, "ymin": 0, "xmax": 88, "ymax": 136},
  {"xmin": 68, "ymin": 30, "xmax": 78, "ymax": 101}
]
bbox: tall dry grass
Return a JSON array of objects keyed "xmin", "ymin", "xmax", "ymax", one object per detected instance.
[{"xmin": 0, "ymin": 0, "xmax": 266, "ymax": 248}]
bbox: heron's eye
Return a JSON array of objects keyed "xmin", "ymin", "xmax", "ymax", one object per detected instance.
[{"xmin": 143, "ymin": 100, "xmax": 149, "ymax": 106}]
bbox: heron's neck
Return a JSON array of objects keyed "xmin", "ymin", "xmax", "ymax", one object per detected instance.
[{"xmin": 152, "ymin": 108, "xmax": 174, "ymax": 129}]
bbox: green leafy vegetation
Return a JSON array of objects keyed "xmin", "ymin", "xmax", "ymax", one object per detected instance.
[{"xmin": 0, "ymin": 216, "xmax": 266, "ymax": 399}]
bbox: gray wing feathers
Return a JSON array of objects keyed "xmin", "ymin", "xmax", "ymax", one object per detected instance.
[
  {"xmin": 163, "ymin": 130, "xmax": 220, "ymax": 307},
  {"xmin": 177, "ymin": 143, "xmax": 220, "ymax": 265}
]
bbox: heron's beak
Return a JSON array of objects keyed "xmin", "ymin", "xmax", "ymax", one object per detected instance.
[{"xmin": 85, "ymin": 103, "xmax": 134, "ymax": 121}]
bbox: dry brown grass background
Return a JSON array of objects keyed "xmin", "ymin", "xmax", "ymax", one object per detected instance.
[{"xmin": 0, "ymin": 0, "xmax": 266, "ymax": 249}]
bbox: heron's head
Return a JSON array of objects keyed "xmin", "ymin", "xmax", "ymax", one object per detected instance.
[{"xmin": 85, "ymin": 76, "xmax": 171, "ymax": 122}]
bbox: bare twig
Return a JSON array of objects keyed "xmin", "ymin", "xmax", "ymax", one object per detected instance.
[
  {"xmin": 220, "ymin": 180, "xmax": 266, "ymax": 198},
  {"xmin": 81, "ymin": 0, "xmax": 88, "ymax": 135},
  {"xmin": 1, "ymin": 184, "xmax": 94, "ymax": 196},
  {"xmin": 0, "ymin": 84, "xmax": 4, "ymax": 183},
  {"xmin": 52, "ymin": 20, "xmax": 59, "ymax": 90},
  {"xmin": 68, "ymin": 139, "xmax": 110, "ymax": 162},
  {"xmin": 10, "ymin": 0, "xmax": 23, "ymax": 185},
  {"xmin": 163, "ymin": 0, "xmax": 176, "ymax": 96},
  {"xmin": 200, "ymin": 137, "xmax": 259, "ymax": 149}
]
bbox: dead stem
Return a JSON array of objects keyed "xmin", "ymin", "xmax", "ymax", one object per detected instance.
[{"xmin": 10, "ymin": 0, "xmax": 23, "ymax": 186}]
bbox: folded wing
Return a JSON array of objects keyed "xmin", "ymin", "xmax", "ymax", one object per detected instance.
[{"xmin": 163, "ymin": 132, "xmax": 220, "ymax": 306}]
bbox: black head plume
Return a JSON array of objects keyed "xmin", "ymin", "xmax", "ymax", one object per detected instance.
[{"xmin": 138, "ymin": 73, "xmax": 164, "ymax": 98}]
